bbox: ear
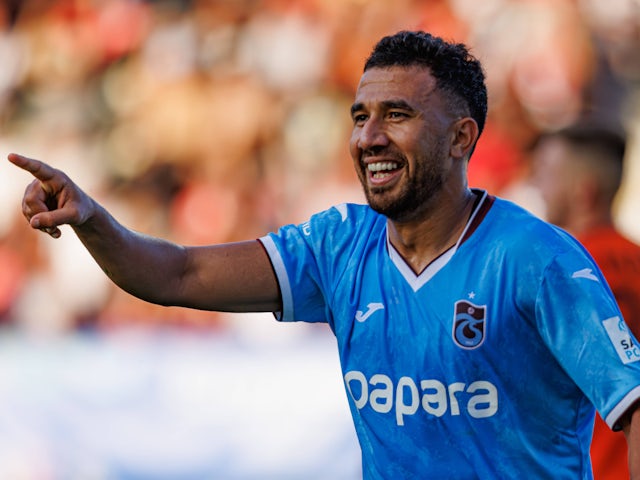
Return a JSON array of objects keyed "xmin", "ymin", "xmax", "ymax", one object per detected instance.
[{"xmin": 450, "ymin": 117, "xmax": 479, "ymax": 160}]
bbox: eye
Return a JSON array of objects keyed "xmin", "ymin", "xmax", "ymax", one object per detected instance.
[
  {"xmin": 352, "ymin": 113, "xmax": 368, "ymax": 126},
  {"xmin": 388, "ymin": 111, "xmax": 409, "ymax": 120}
]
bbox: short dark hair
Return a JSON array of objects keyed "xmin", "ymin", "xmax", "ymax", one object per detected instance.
[
  {"xmin": 364, "ymin": 31, "xmax": 488, "ymax": 139},
  {"xmin": 535, "ymin": 121, "xmax": 627, "ymax": 199},
  {"xmin": 541, "ymin": 123, "xmax": 627, "ymax": 163}
]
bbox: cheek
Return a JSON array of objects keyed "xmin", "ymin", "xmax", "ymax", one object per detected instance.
[{"xmin": 349, "ymin": 131, "xmax": 361, "ymax": 162}]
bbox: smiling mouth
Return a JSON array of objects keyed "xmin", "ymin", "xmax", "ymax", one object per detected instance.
[{"xmin": 367, "ymin": 161, "xmax": 401, "ymax": 180}]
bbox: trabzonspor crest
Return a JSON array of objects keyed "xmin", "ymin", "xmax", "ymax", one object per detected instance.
[{"xmin": 453, "ymin": 300, "xmax": 486, "ymax": 349}]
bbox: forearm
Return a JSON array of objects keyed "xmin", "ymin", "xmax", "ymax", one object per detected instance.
[
  {"xmin": 71, "ymin": 201, "xmax": 282, "ymax": 313},
  {"xmin": 72, "ymin": 201, "xmax": 188, "ymax": 306},
  {"xmin": 623, "ymin": 402, "xmax": 640, "ymax": 479}
]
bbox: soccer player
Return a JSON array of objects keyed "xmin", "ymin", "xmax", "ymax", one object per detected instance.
[
  {"xmin": 9, "ymin": 31, "xmax": 640, "ymax": 479},
  {"xmin": 532, "ymin": 123, "xmax": 640, "ymax": 480}
]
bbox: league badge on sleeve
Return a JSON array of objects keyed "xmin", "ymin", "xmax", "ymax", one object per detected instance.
[
  {"xmin": 453, "ymin": 300, "xmax": 486, "ymax": 350},
  {"xmin": 602, "ymin": 316, "xmax": 640, "ymax": 364}
]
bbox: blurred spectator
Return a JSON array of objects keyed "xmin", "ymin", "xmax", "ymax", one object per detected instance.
[
  {"xmin": 0, "ymin": 0, "xmax": 639, "ymax": 333},
  {"xmin": 531, "ymin": 122, "xmax": 640, "ymax": 480},
  {"xmin": 461, "ymin": 0, "xmax": 597, "ymax": 199}
]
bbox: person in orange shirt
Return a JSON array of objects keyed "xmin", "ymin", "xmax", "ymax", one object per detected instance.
[{"xmin": 533, "ymin": 122, "xmax": 640, "ymax": 480}]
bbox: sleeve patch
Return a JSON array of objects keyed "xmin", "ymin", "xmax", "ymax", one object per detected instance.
[{"xmin": 603, "ymin": 316, "xmax": 640, "ymax": 364}]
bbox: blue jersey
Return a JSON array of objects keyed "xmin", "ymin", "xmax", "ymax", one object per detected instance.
[{"xmin": 259, "ymin": 191, "xmax": 640, "ymax": 479}]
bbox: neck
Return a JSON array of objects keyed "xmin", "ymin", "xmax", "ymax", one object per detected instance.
[{"xmin": 388, "ymin": 188, "xmax": 477, "ymax": 274}]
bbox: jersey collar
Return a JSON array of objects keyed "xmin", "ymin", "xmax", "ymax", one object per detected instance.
[{"xmin": 386, "ymin": 189, "xmax": 493, "ymax": 292}]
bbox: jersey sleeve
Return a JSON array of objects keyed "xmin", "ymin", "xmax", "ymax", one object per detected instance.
[
  {"xmin": 258, "ymin": 204, "xmax": 368, "ymax": 326},
  {"xmin": 259, "ymin": 223, "xmax": 327, "ymax": 324},
  {"xmin": 534, "ymin": 245, "xmax": 640, "ymax": 430}
]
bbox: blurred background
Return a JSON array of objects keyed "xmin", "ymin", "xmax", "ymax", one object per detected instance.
[{"xmin": 0, "ymin": 0, "xmax": 639, "ymax": 478}]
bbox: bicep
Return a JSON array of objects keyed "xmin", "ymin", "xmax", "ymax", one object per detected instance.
[{"xmin": 179, "ymin": 240, "xmax": 282, "ymax": 313}]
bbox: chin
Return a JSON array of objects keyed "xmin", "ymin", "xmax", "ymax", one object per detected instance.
[{"xmin": 368, "ymin": 200, "xmax": 411, "ymax": 222}]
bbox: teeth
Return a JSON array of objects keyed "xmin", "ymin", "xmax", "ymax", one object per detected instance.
[{"xmin": 367, "ymin": 162, "xmax": 399, "ymax": 172}]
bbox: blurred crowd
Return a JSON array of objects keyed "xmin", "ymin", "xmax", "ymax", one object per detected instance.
[{"xmin": 0, "ymin": 0, "xmax": 639, "ymax": 334}]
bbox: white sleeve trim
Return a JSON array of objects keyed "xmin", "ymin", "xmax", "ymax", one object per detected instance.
[
  {"xmin": 605, "ymin": 385, "xmax": 640, "ymax": 431},
  {"xmin": 258, "ymin": 235, "xmax": 294, "ymax": 322}
]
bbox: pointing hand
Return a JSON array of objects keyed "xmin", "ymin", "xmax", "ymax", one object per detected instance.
[{"xmin": 8, "ymin": 153, "xmax": 95, "ymax": 238}]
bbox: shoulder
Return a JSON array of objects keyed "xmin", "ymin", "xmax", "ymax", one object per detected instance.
[
  {"xmin": 478, "ymin": 196, "xmax": 599, "ymax": 286},
  {"xmin": 260, "ymin": 203, "xmax": 385, "ymax": 302},
  {"xmin": 303, "ymin": 202, "xmax": 384, "ymax": 238},
  {"xmin": 310, "ymin": 202, "xmax": 380, "ymax": 224},
  {"xmin": 487, "ymin": 196, "xmax": 582, "ymax": 257},
  {"xmin": 483, "ymin": 198, "xmax": 618, "ymax": 315},
  {"xmin": 266, "ymin": 202, "xmax": 385, "ymax": 252}
]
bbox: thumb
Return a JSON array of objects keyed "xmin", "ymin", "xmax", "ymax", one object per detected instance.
[{"xmin": 30, "ymin": 213, "xmax": 62, "ymax": 238}]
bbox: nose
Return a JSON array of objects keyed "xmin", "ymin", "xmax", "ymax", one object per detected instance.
[{"xmin": 355, "ymin": 117, "xmax": 389, "ymax": 152}]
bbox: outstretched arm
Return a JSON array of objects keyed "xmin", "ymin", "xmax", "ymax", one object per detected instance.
[{"xmin": 8, "ymin": 153, "xmax": 282, "ymax": 313}]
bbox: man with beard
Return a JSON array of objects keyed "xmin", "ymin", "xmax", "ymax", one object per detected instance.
[{"xmin": 9, "ymin": 31, "xmax": 640, "ymax": 479}]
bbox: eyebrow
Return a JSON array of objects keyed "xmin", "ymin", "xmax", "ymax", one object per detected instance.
[
  {"xmin": 350, "ymin": 103, "xmax": 364, "ymax": 117},
  {"xmin": 350, "ymin": 99, "xmax": 415, "ymax": 116}
]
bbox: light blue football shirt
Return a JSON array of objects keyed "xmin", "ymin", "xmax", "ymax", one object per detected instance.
[{"xmin": 259, "ymin": 191, "xmax": 640, "ymax": 479}]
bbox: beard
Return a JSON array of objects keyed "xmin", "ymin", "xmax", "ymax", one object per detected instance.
[{"xmin": 360, "ymin": 147, "xmax": 447, "ymax": 223}]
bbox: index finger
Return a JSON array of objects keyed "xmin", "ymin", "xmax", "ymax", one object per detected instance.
[
  {"xmin": 8, "ymin": 153, "xmax": 57, "ymax": 194},
  {"xmin": 8, "ymin": 153, "xmax": 57, "ymax": 183}
]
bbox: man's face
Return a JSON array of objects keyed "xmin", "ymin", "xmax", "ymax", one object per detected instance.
[{"xmin": 349, "ymin": 66, "xmax": 457, "ymax": 222}]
